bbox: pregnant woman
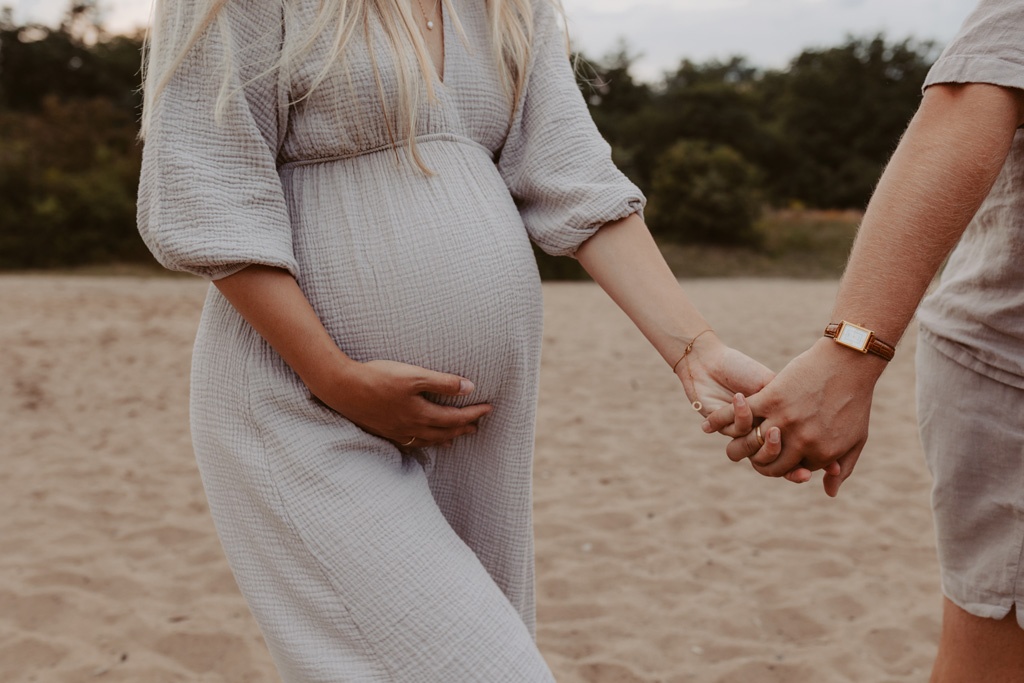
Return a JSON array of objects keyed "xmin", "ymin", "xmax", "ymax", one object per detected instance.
[{"xmin": 138, "ymin": 0, "xmax": 780, "ymax": 679}]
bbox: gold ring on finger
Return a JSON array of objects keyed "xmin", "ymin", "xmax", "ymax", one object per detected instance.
[
  {"xmin": 755, "ymin": 425, "xmax": 765, "ymax": 447},
  {"xmin": 400, "ymin": 436, "xmax": 416, "ymax": 447}
]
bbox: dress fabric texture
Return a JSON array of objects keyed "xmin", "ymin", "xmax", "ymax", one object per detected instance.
[{"xmin": 137, "ymin": 0, "xmax": 644, "ymax": 680}]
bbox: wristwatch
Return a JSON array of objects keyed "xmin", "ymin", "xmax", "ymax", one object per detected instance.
[{"xmin": 824, "ymin": 321, "xmax": 895, "ymax": 362}]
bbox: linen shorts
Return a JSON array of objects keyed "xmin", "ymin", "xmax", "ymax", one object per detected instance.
[{"xmin": 916, "ymin": 337, "xmax": 1024, "ymax": 628}]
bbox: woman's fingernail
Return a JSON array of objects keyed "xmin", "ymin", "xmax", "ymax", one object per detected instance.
[
  {"xmin": 701, "ymin": 420, "xmax": 712, "ymax": 433},
  {"xmin": 768, "ymin": 428, "xmax": 780, "ymax": 444},
  {"xmin": 735, "ymin": 394, "xmax": 746, "ymax": 406},
  {"xmin": 459, "ymin": 379, "xmax": 474, "ymax": 395}
]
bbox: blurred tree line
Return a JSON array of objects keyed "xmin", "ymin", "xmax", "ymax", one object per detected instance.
[
  {"xmin": 0, "ymin": 2, "xmax": 937, "ymax": 271},
  {"xmin": 578, "ymin": 38, "xmax": 936, "ymax": 247},
  {"xmin": 0, "ymin": 1, "xmax": 146, "ymax": 268}
]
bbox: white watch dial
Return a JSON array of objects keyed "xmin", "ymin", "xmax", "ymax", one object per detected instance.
[{"xmin": 836, "ymin": 323, "xmax": 871, "ymax": 351}]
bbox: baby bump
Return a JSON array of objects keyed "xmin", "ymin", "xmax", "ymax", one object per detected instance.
[{"xmin": 282, "ymin": 141, "xmax": 543, "ymax": 405}]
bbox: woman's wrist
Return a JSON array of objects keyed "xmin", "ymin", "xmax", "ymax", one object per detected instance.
[
  {"xmin": 669, "ymin": 329, "xmax": 721, "ymax": 377},
  {"xmin": 670, "ymin": 330, "xmax": 723, "ymax": 411}
]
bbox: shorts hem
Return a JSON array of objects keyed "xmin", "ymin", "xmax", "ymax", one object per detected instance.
[{"xmin": 941, "ymin": 576, "xmax": 1023, "ymax": 629}]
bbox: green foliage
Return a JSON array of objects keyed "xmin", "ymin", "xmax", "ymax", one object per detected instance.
[
  {"xmin": 0, "ymin": 97, "xmax": 146, "ymax": 268},
  {"xmin": 647, "ymin": 140, "xmax": 761, "ymax": 245},
  {"xmin": 762, "ymin": 36, "xmax": 937, "ymax": 207},
  {"xmin": 656, "ymin": 209, "xmax": 861, "ymax": 278},
  {"xmin": 0, "ymin": 2, "xmax": 936, "ymax": 277},
  {"xmin": 580, "ymin": 36, "xmax": 936, "ymax": 221},
  {"xmin": 0, "ymin": 2, "xmax": 147, "ymax": 270},
  {"xmin": 0, "ymin": 13, "xmax": 143, "ymax": 115},
  {"xmin": 640, "ymin": 58, "xmax": 773, "ymax": 188},
  {"xmin": 532, "ymin": 245, "xmax": 590, "ymax": 281}
]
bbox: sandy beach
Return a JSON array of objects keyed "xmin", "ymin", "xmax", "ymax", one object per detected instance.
[{"xmin": 0, "ymin": 275, "xmax": 940, "ymax": 682}]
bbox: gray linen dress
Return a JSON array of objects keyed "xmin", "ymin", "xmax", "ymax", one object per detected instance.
[{"xmin": 137, "ymin": 0, "xmax": 643, "ymax": 680}]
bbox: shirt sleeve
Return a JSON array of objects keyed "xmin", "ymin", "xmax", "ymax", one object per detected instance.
[
  {"xmin": 137, "ymin": 0, "xmax": 298, "ymax": 281},
  {"xmin": 924, "ymin": 0, "xmax": 1024, "ymax": 93},
  {"xmin": 496, "ymin": 0, "xmax": 645, "ymax": 257}
]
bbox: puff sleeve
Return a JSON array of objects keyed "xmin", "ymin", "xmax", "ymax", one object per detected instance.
[
  {"xmin": 137, "ymin": 0, "xmax": 298, "ymax": 280},
  {"xmin": 496, "ymin": 0, "xmax": 645, "ymax": 257},
  {"xmin": 924, "ymin": 0, "xmax": 1024, "ymax": 93}
]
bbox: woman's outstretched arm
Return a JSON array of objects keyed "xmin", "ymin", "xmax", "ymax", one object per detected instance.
[
  {"xmin": 575, "ymin": 213, "xmax": 804, "ymax": 477},
  {"xmin": 214, "ymin": 266, "xmax": 492, "ymax": 448}
]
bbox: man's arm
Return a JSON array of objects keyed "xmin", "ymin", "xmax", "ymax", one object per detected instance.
[
  {"xmin": 827, "ymin": 82, "xmax": 1024, "ymax": 353},
  {"xmin": 704, "ymin": 82, "xmax": 1024, "ymax": 496}
]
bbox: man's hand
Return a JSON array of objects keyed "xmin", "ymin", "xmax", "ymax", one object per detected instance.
[
  {"xmin": 681, "ymin": 334, "xmax": 822, "ymax": 484},
  {"xmin": 721, "ymin": 391, "xmax": 839, "ymax": 485},
  {"xmin": 702, "ymin": 337, "xmax": 886, "ymax": 497},
  {"xmin": 694, "ymin": 84, "xmax": 1023, "ymax": 497}
]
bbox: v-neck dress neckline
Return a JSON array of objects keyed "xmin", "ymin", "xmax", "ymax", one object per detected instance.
[{"xmin": 421, "ymin": 0, "xmax": 449, "ymax": 86}]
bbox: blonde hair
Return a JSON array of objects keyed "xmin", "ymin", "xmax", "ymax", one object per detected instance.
[{"xmin": 141, "ymin": 0, "xmax": 556, "ymax": 172}]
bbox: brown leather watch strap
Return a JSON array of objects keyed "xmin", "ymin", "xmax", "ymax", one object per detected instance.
[{"xmin": 824, "ymin": 322, "xmax": 895, "ymax": 362}]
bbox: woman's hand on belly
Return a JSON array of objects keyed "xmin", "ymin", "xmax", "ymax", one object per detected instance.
[
  {"xmin": 309, "ymin": 359, "xmax": 493, "ymax": 450},
  {"xmin": 214, "ymin": 265, "xmax": 491, "ymax": 450}
]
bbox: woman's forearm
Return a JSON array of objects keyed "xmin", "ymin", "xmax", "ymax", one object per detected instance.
[
  {"xmin": 212, "ymin": 266, "xmax": 491, "ymax": 447},
  {"xmin": 575, "ymin": 213, "xmax": 713, "ymax": 365},
  {"xmin": 576, "ymin": 213, "xmax": 776, "ymax": 416},
  {"xmin": 213, "ymin": 265, "xmax": 353, "ymax": 395}
]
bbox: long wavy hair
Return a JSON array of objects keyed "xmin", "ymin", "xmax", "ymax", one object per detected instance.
[{"xmin": 140, "ymin": 0, "xmax": 558, "ymax": 171}]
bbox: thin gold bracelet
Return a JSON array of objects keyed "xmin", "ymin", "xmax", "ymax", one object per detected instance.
[
  {"xmin": 671, "ymin": 328, "xmax": 715, "ymax": 412},
  {"xmin": 670, "ymin": 328, "xmax": 715, "ymax": 373}
]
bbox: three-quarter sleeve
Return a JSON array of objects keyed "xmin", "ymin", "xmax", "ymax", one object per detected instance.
[
  {"xmin": 924, "ymin": 0, "xmax": 1024, "ymax": 93},
  {"xmin": 496, "ymin": 0, "xmax": 645, "ymax": 257},
  {"xmin": 137, "ymin": 1, "xmax": 298, "ymax": 280}
]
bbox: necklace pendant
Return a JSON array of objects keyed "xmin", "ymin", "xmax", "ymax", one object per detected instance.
[{"xmin": 426, "ymin": 19, "xmax": 434, "ymax": 29}]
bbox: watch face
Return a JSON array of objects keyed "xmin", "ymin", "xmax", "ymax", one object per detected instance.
[{"xmin": 836, "ymin": 323, "xmax": 871, "ymax": 352}]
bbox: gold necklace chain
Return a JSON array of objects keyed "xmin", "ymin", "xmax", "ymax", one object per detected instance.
[{"xmin": 413, "ymin": 0, "xmax": 441, "ymax": 30}]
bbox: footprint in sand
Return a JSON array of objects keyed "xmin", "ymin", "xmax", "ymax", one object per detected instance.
[
  {"xmin": 153, "ymin": 631, "xmax": 251, "ymax": 675},
  {"xmin": 0, "ymin": 636, "xmax": 69, "ymax": 679}
]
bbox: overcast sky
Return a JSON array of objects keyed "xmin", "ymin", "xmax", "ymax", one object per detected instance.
[{"xmin": 10, "ymin": 0, "xmax": 980, "ymax": 81}]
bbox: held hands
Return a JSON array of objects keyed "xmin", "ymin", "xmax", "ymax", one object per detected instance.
[
  {"xmin": 702, "ymin": 338, "xmax": 884, "ymax": 496},
  {"xmin": 677, "ymin": 332, "xmax": 817, "ymax": 482},
  {"xmin": 308, "ymin": 359, "xmax": 492, "ymax": 450}
]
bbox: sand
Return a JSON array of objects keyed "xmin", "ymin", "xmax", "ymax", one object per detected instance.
[{"xmin": 0, "ymin": 275, "xmax": 940, "ymax": 683}]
